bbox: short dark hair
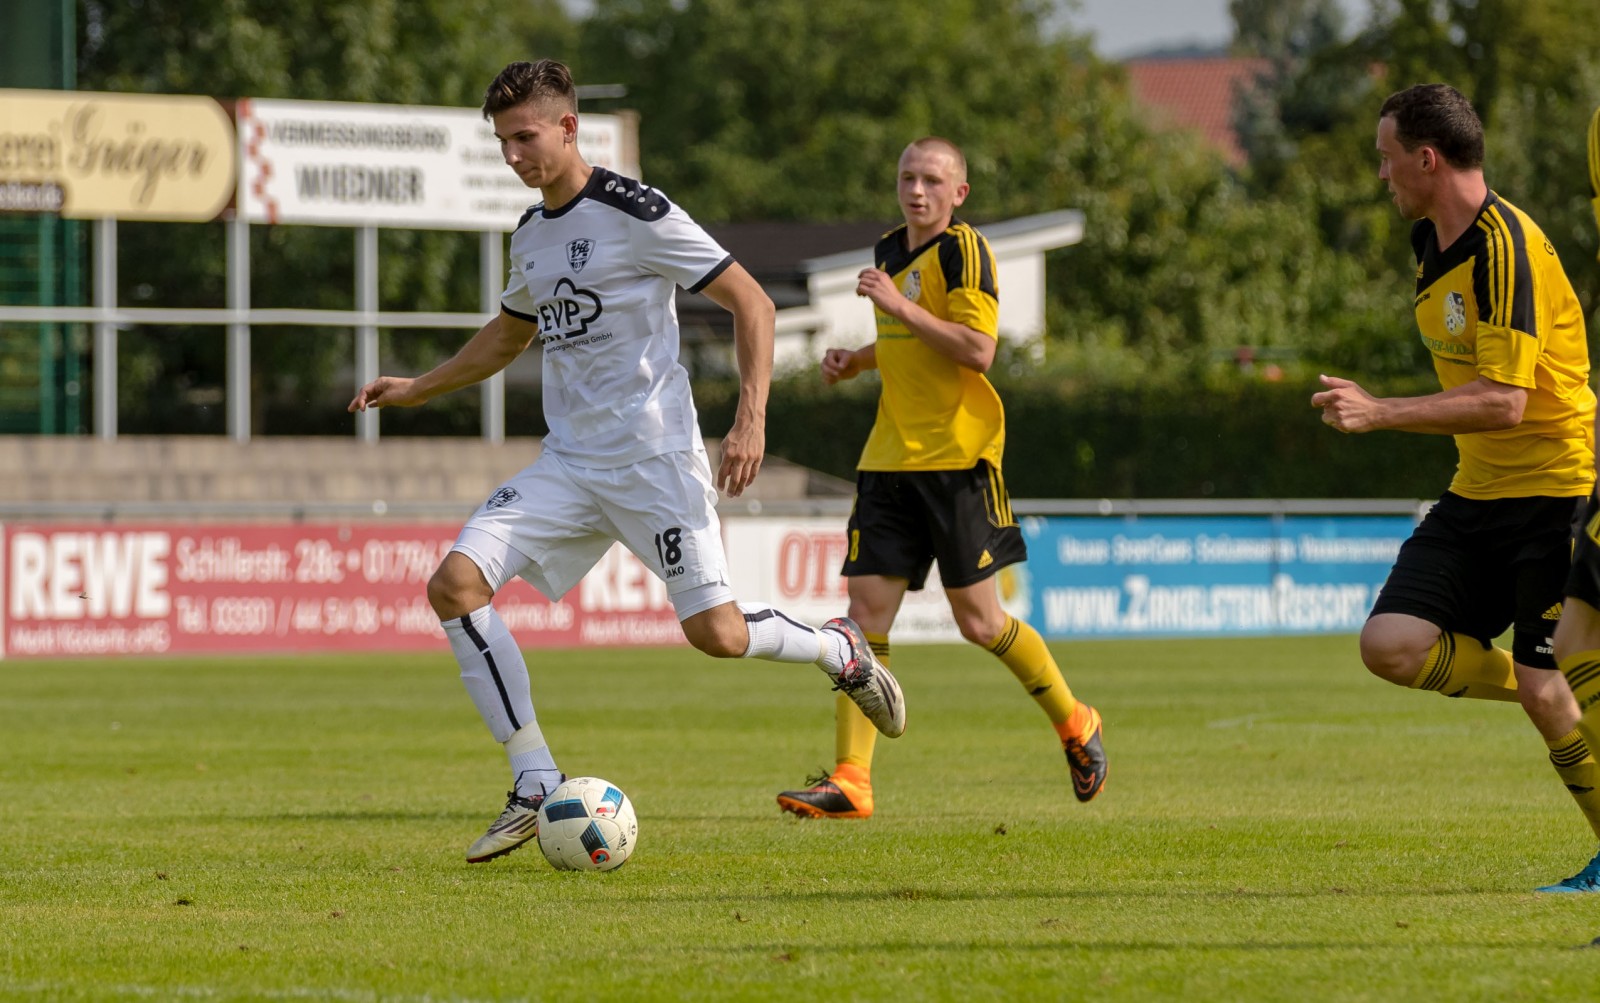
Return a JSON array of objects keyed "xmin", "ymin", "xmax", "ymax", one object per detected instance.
[
  {"xmin": 482, "ymin": 60, "xmax": 577, "ymax": 120},
  {"xmin": 1378, "ymin": 84, "xmax": 1484, "ymax": 170}
]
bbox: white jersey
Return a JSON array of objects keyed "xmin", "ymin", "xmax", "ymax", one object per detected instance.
[{"xmin": 500, "ymin": 166, "xmax": 734, "ymax": 468}]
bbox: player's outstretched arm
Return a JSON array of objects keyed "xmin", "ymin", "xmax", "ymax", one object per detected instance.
[
  {"xmin": 348, "ymin": 312, "xmax": 539, "ymax": 412},
  {"xmin": 1311, "ymin": 373, "xmax": 1525, "ymax": 435},
  {"xmin": 700, "ymin": 262, "xmax": 774, "ymax": 497}
]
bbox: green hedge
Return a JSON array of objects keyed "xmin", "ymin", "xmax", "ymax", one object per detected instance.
[{"xmin": 695, "ymin": 372, "xmax": 1461, "ymax": 500}]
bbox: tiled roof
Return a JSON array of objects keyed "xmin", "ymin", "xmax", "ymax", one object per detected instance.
[{"xmin": 1123, "ymin": 56, "xmax": 1270, "ymax": 167}]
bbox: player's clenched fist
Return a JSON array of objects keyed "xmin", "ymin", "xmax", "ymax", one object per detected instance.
[
  {"xmin": 821, "ymin": 348, "xmax": 864, "ymax": 386},
  {"xmin": 348, "ymin": 377, "xmax": 423, "ymax": 412}
]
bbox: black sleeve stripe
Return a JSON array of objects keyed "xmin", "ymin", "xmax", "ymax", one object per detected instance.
[
  {"xmin": 974, "ymin": 231, "xmax": 996, "ymax": 298},
  {"xmin": 1475, "ymin": 218, "xmax": 1502, "ymax": 327},
  {"xmin": 937, "ymin": 232, "xmax": 961, "ymax": 289},
  {"xmin": 938, "ymin": 225, "xmax": 997, "ymax": 297},
  {"xmin": 957, "ymin": 224, "xmax": 996, "ymax": 298},
  {"xmin": 502, "ymin": 303, "xmax": 539, "ymax": 324},
  {"xmin": 687, "ymin": 254, "xmax": 734, "ymax": 294},
  {"xmin": 1480, "ymin": 206, "xmax": 1535, "ymax": 335},
  {"xmin": 1474, "ymin": 217, "xmax": 1499, "ymax": 326},
  {"xmin": 516, "ymin": 205, "xmax": 540, "ymax": 230},
  {"xmin": 1472, "ymin": 219, "xmax": 1495, "ymax": 325}
]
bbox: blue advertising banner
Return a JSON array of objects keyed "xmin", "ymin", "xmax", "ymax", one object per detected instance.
[{"xmin": 1007, "ymin": 514, "xmax": 1415, "ymax": 639}]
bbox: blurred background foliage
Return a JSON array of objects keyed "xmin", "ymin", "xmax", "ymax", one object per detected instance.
[{"xmin": 73, "ymin": 0, "xmax": 1600, "ymax": 494}]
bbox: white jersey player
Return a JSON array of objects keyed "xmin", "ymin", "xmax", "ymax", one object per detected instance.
[{"xmin": 348, "ymin": 59, "xmax": 905, "ymax": 863}]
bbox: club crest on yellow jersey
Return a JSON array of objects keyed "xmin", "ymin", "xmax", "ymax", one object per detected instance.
[
  {"xmin": 901, "ymin": 269, "xmax": 921, "ymax": 302},
  {"xmin": 1443, "ymin": 291, "xmax": 1467, "ymax": 336}
]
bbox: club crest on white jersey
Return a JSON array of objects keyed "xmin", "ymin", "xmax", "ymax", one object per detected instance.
[{"xmin": 567, "ymin": 238, "xmax": 594, "ymax": 273}]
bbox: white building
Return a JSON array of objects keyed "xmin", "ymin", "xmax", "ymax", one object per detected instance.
[{"xmin": 679, "ymin": 210, "xmax": 1086, "ymax": 375}]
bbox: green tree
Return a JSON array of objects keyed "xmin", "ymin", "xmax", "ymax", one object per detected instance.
[
  {"xmin": 573, "ymin": 0, "xmax": 1379, "ymax": 379},
  {"xmin": 1226, "ymin": 0, "xmax": 1600, "ymax": 380},
  {"xmin": 574, "ymin": 0, "xmax": 1107, "ymax": 223},
  {"xmin": 75, "ymin": 0, "xmax": 578, "ymax": 433}
]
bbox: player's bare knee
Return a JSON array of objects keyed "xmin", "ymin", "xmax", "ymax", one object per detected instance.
[
  {"xmin": 694, "ymin": 636, "xmax": 747, "ymax": 659},
  {"xmin": 426, "ymin": 571, "xmax": 466, "ymax": 620},
  {"xmin": 1358, "ymin": 630, "xmax": 1421, "ymax": 686},
  {"xmin": 956, "ymin": 614, "xmax": 1001, "ymax": 648},
  {"xmin": 684, "ymin": 623, "xmax": 746, "ymax": 659},
  {"xmin": 427, "ymin": 557, "xmax": 491, "ymax": 621},
  {"xmin": 846, "ymin": 600, "xmax": 894, "ymax": 632},
  {"xmin": 678, "ymin": 604, "xmax": 748, "ymax": 658}
]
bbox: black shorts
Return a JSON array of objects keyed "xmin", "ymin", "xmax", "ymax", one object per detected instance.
[
  {"xmin": 1370, "ymin": 491, "xmax": 1583, "ymax": 668},
  {"xmin": 1565, "ymin": 492, "xmax": 1600, "ymax": 612},
  {"xmin": 841, "ymin": 461, "xmax": 1027, "ymax": 591}
]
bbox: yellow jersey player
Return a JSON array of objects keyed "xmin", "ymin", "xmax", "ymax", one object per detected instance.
[
  {"xmin": 1313, "ymin": 84, "xmax": 1600, "ymax": 892},
  {"xmin": 1549, "ymin": 102, "xmax": 1600, "ymax": 892},
  {"xmin": 776, "ymin": 137, "xmax": 1106, "ymax": 820}
]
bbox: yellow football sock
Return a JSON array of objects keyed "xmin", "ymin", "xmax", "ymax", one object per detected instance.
[
  {"xmin": 834, "ymin": 631, "xmax": 887, "ymax": 771},
  {"xmin": 986, "ymin": 616, "xmax": 1079, "ymax": 727},
  {"xmin": 1561, "ymin": 649, "xmax": 1600, "ymax": 751},
  {"xmin": 1410, "ymin": 632, "xmax": 1519, "ymax": 702},
  {"xmin": 1547, "ymin": 728, "xmax": 1600, "ymax": 840}
]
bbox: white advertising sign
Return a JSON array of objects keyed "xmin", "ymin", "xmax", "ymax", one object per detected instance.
[
  {"xmin": 237, "ymin": 98, "xmax": 630, "ymax": 231},
  {"xmin": 722, "ymin": 517, "xmax": 970, "ymax": 644}
]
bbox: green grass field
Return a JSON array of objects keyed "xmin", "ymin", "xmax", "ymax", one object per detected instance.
[{"xmin": 5, "ymin": 634, "xmax": 1600, "ymax": 1001}]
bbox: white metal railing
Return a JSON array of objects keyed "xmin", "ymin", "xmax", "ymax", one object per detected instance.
[{"xmin": 0, "ymin": 216, "xmax": 503, "ymax": 444}]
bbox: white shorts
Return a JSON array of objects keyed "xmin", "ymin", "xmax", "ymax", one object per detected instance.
[{"xmin": 452, "ymin": 447, "xmax": 734, "ymax": 620}]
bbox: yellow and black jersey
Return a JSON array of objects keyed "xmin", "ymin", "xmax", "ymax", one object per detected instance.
[
  {"xmin": 1409, "ymin": 190, "xmax": 1595, "ymax": 499},
  {"xmin": 858, "ymin": 219, "xmax": 1005, "ymax": 472},
  {"xmin": 1589, "ymin": 105, "xmax": 1600, "ymax": 254}
]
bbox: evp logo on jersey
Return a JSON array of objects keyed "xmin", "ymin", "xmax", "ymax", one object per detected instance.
[
  {"xmin": 567, "ymin": 238, "xmax": 594, "ymax": 273},
  {"xmin": 536, "ymin": 277, "xmax": 604, "ymax": 345}
]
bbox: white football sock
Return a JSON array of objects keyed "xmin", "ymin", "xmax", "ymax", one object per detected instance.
[
  {"xmin": 736, "ymin": 602, "xmax": 843, "ymax": 668},
  {"xmin": 442, "ymin": 605, "xmax": 538, "ymax": 743},
  {"xmin": 818, "ymin": 626, "xmax": 850, "ymax": 673},
  {"xmin": 505, "ymin": 723, "xmax": 562, "ymax": 800}
]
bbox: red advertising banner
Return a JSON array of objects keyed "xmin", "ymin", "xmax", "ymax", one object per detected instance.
[{"xmin": 0, "ymin": 524, "xmax": 685, "ymax": 659}]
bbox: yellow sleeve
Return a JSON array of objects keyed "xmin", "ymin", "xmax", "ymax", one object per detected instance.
[
  {"xmin": 1474, "ymin": 323, "xmax": 1539, "ymax": 390},
  {"xmin": 946, "ymin": 286, "xmax": 999, "ymax": 339},
  {"xmin": 936, "ymin": 226, "xmax": 999, "ymax": 336}
]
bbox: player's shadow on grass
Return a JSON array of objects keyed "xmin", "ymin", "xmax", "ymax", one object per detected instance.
[{"xmin": 241, "ymin": 810, "xmax": 489, "ymax": 822}]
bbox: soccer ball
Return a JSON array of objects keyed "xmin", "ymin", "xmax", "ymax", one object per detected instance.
[{"xmin": 536, "ymin": 776, "xmax": 638, "ymax": 872}]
